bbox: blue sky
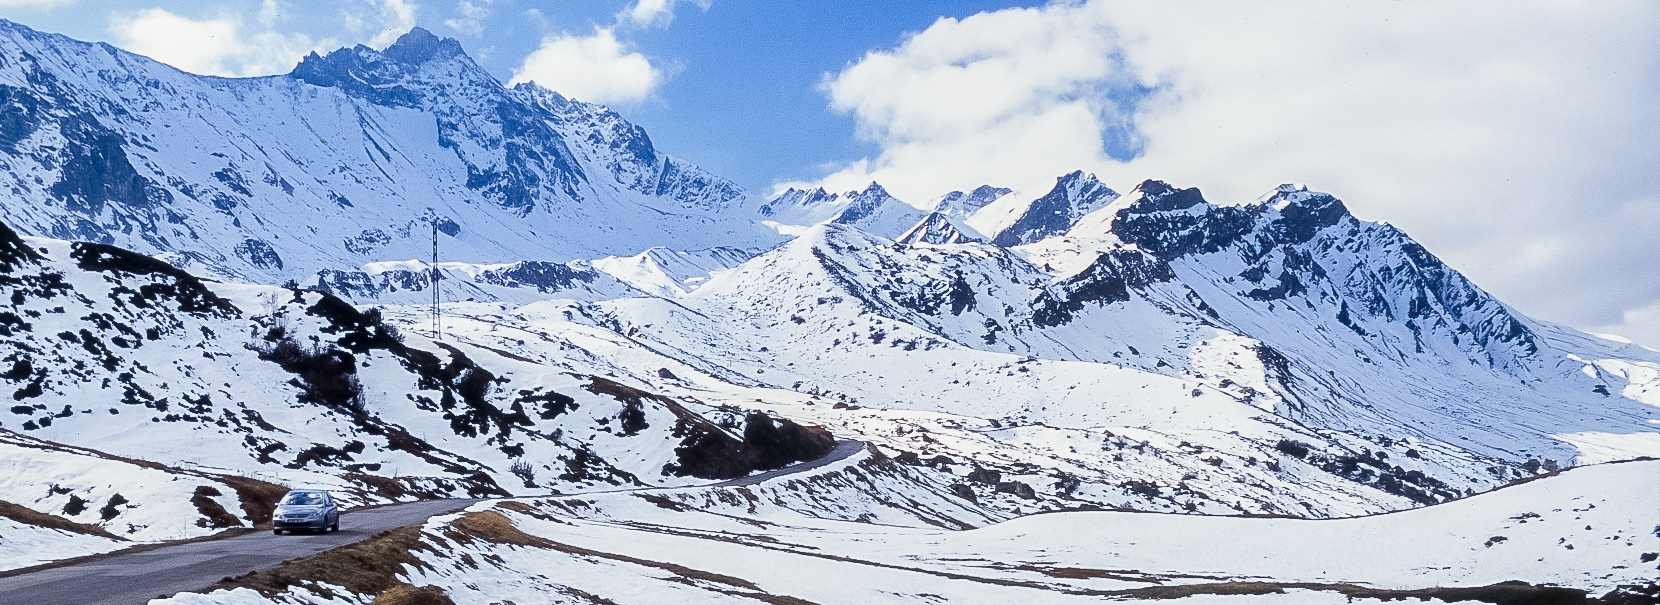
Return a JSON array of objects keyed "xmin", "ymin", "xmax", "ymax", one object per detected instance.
[
  {"xmin": 0, "ymin": 0, "xmax": 1048, "ymax": 193},
  {"xmin": 0, "ymin": 0, "xmax": 1657, "ymax": 346}
]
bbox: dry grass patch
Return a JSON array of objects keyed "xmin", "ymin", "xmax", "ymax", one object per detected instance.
[
  {"xmin": 446, "ymin": 510, "xmax": 555, "ymax": 548},
  {"xmin": 0, "ymin": 500, "xmax": 122, "ymax": 539},
  {"xmin": 216, "ymin": 476, "xmax": 288, "ymax": 527},
  {"xmin": 370, "ymin": 584, "xmax": 454, "ymax": 605},
  {"xmin": 213, "ymin": 525, "xmax": 433, "ymax": 599}
]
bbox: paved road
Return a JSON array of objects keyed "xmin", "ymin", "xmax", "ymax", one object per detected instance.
[
  {"xmin": 0, "ymin": 499, "xmax": 480, "ymax": 605},
  {"xmin": 0, "ymin": 440, "xmax": 867, "ymax": 605}
]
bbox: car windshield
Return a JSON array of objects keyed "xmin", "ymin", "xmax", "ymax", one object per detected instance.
[{"xmin": 282, "ymin": 492, "xmax": 324, "ymax": 505}]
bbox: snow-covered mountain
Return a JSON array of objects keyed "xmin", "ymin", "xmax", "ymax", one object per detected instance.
[
  {"xmin": 968, "ymin": 170, "xmax": 1119, "ymax": 246},
  {"xmin": 933, "ymin": 185, "xmax": 1015, "ymax": 219},
  {"xmin": 0, "ymin": 19, "xmax": 1654, "ymax": 600},
  {"xmin": 590, "ymin": 246, "xmax": 755, "ymax": 298},
  {"xmin": 896, "ymin": 212, "xmax": 985, "ymax": 245},
  {"xmin": 0, "ymin": 21, "xmax": 781, "ymax": 291},
  {"xmin": 564, "ymin": 179, "xmax": 1659, "ymax": 518},
  {"xmin": 761, "ymin": 182, "xmax": 931, "ymax": 239}
]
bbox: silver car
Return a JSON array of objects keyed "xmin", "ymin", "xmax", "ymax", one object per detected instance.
[{"xmin": 271, "ymin": 490, "xmax": 340, "ymax": 534}]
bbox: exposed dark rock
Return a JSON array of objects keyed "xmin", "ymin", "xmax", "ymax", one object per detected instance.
[
  {"xmin": 70, "ymin": 242, "xmax": 239, "ymax": 317},
  {"xmin": 995, "ymin": 480, "xmax": 1037, "ymax": 500},
  {"xmin": 233, "ymin": 239, "xmax": 283, "ymax": 271},
  {"xmin": 1032, "ymin": 249, "xmax": 1175, "ymax": 327},
  {"xmin": 967, "ymin": 467, "xmax": 1001, "ymax": 485},
  {"xmin": 660, "ymin": 403, "xmax": 837, "ymax": 480}
]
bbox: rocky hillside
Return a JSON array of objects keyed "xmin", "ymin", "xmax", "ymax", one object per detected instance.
[{"xmin": 0, "ymin": 221, "xmax": 831, "ymax": 557}]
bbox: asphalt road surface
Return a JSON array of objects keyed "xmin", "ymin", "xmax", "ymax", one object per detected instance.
[
  {"xmin": 0, "ymin": 498, "xmax": 480, "ymax": 605},
  {"xmin": 0, "ymin": 440, "xmax": 867, "ymax": 605}
]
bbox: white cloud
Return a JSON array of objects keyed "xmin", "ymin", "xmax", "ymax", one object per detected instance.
[
  {"xmin": 257, "ymin": 0, "xmax": 281, "ymax": 27},
  {"xmin": 617, "ymin": 0, "xmax": 711, "ymax": 29},
  {"xmin": 0, "ymin": 0, "xmax": 72, "ymax": 8},
  {"xmin": 108, "ymin": 7, "xmax": 323, "ymax": 77},
  {"xmin": 804, "ymin": 5, "xmax": 1135, "ymax": 197},
  {"xmin": 444, "ymin": 0, "xmax": 490, "ymax": 37},
  {"xmin": 808, "ymin": 0, "xmax": 1660, "ymax": 340},
  {"xmin": 509, "ymin": 27, "xmax": 661, "ymax": 104},
  {"xmin": 345, "ymin": 0, "xmax": 419, "ymax": 48},
  {"xmin": 1595, "ymin": 301, "xmax": 1660, "ymax": 351}
]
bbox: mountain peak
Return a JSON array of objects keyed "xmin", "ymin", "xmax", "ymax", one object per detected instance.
[
  {"xmin": 896, "ymin": 212, "xmax": 985, "ymax": 245},
  {"xmin": 381, "ymin": 27, "xmax": 467, "ymax": 65},
  {"xmin": 936, "ymin": 185, "xmax": 1013, "ymax": 218},
  {"xmin": 1122, "ymin": 180, "xmax": 1207, "ymax": 214},
  {"xmin": 985, "ymin": 171, "xmax": 1118, "ymax": 247},
  {"xmin": 831, "ymin": 181, "xmax": 920, "ymax": 230},
  {"xmin": 851, "ymin": 182, "xmax": 891, "ymax": 200},
  {"xmin": 290, "ymin": 27, "xmax": 489, "ymax": 107},
  {"xmin": 1256, "ymin": 185, "xmax": 1353, "ymax": 244}
]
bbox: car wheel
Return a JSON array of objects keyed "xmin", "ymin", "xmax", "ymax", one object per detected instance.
[
  {"xmin": 330, "ymin": 520, "xmax": 339, "ymax": 532},
  {"xmin": 273, "ymin": 529, "xmax": 283, "ymax": 535}
]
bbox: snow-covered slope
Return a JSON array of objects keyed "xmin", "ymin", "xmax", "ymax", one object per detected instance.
[
  {"xmin": 0, "ymin": 21, "xmax": 781, "ymax": 291},
  {"xmin": 897, "ymin": 212, "xmax": 986, "ymax": 245},
  {"xmin": 160, "ymin": 458, "xmax": 1660, "ymax": 604},
  {"xmin": 590, "ymin": 246, "xmax": 754, "ymax": 297},
  {"xmin": 0, "ymin": 223, "xmax": 833, "ymax": 562}
]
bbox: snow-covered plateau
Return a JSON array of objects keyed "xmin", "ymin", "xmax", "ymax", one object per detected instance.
[{"xmin": 0, "ymin": 19, "xmax": 1653, "ymax": 605}]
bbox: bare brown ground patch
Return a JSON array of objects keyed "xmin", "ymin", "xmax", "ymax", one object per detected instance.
[
  {"xmin": 216, "ymin": 475, "xmax": 289, "ymax": 527},
  {"xmin": 0, "ymin": 499, "xmax": 123, "ymax": 540},
  {"xmin": 370, "ymin": 583, "xmax": 455, "ymax": 605},
  {"xmin": 212, "ymin": 525, "xmax": 434, "ymax": 599}
]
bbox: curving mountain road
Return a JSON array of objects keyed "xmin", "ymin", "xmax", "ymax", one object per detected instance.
[{"xmin": 0, "ymin": 440, "xmax": 867, "ymax": 605}]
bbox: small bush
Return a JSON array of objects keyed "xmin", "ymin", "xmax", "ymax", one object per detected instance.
[
  {"xmin": 99, "ymin": 493, "xmax": 128, "ymax": 521},
  {"xmin": 509, "ymin": 460, "xmax": 535, "ymax": 486},
  {"xmin": 1275, "ymin": 440, "xmax": 1310, "ymax": 458},
  {"xmin": 256, "ymin": 338, "xmax": 364, "ymax": 414}
]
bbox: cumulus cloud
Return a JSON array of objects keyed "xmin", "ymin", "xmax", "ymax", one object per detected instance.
[
  {"xmin": 807, "ymin": 0, "xmax": 1660, "ymax": 345},
  {"xmin": 345, "ymin": 0, "xmax": 418, "ymax": 48},
  {"xmin": 805, "ymin": 5, "xmax": 1141, "ymax": 198},
  {"xmin": 0, "ymin": 0, "xmax": 72, "ymax": 8},
  {"xmin": 509, "ymin": 28, "xmax": 661, "ymax": 104},
  {"xmin": 108, "ymin": 7, "xmax": 323, "ymax": 77},
  {"xmin": 444, "ymin": 0, "xmax": 491, "ymax": 37},
  {"xmin": 617, "ymin": 0, "xmax": 711, "ymax": 29}
]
